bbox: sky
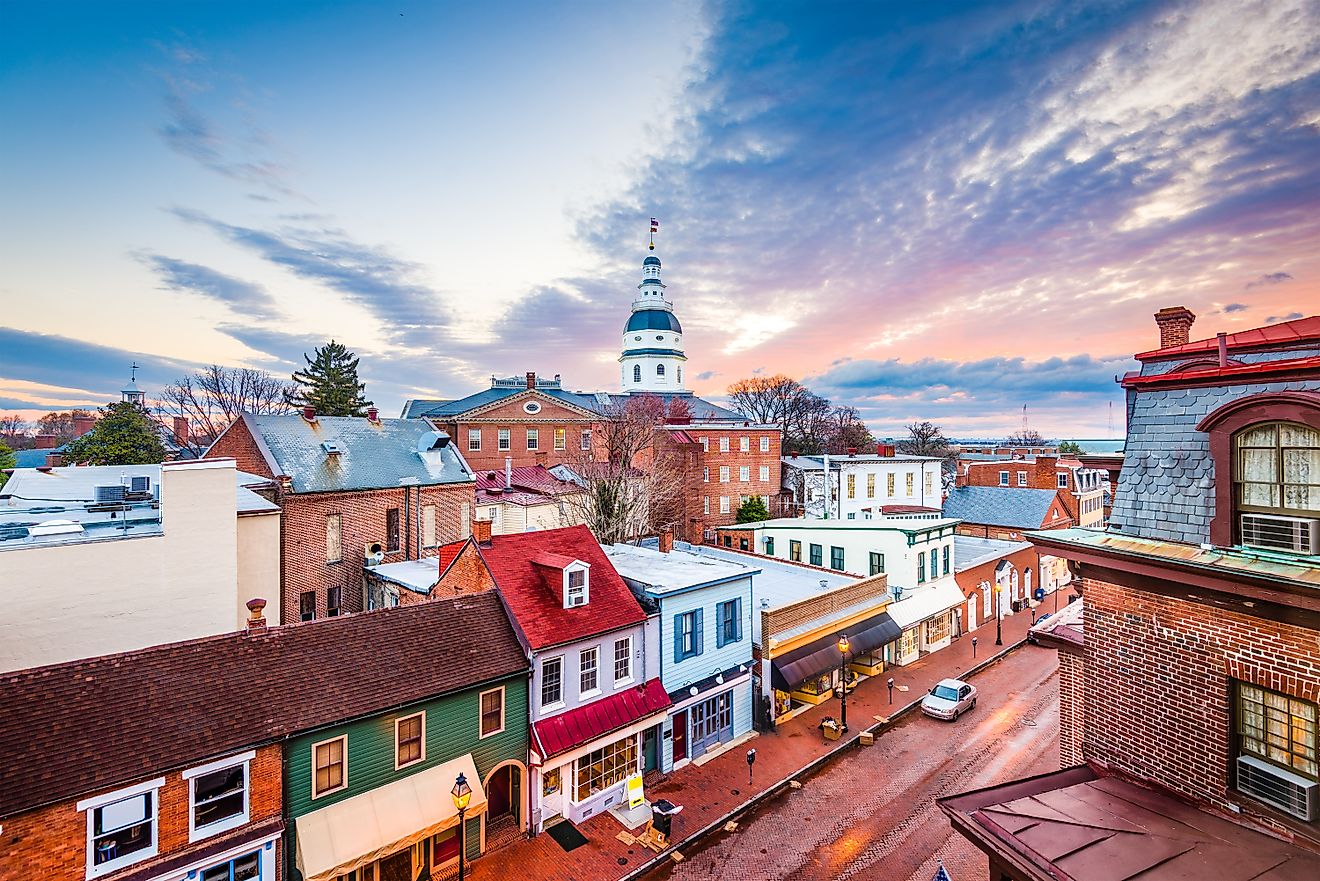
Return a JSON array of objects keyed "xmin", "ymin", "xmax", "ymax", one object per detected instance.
[{"xmin": 2, "ymin": 0, "xmax": 1318, "ymax": 438}]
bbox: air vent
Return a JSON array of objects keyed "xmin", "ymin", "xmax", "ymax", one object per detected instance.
[
  {"xmin": 1237, "ymin": 754, "xmax": 1319, "ymax": 821},
  {"xmin": 1240, "ymin": 514, "xmax": 1320, "ymax": 555},
  {"xmin": 94, "ymin": 485, "xmax": 126, "ymax": 504},
  {"xmin": 321, "ymin": 441, "xmax": 344, "ymax": 457}
]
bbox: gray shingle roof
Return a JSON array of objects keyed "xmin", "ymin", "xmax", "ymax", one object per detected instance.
[
  {"xmin": 403, "ymin": 389, "xmax": 747, "ymax": 422},
  {"xmin": 249, "ymin": 414, "xmax": 473, "ymax": 494},
  {"xmin": 942, "ymin": 486, "xmax": 1058, "ymax": 529}
]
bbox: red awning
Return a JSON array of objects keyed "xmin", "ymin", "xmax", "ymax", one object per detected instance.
[{"xmin": 533, "ymin": 678, "xmax": 670, "ymax": 759}]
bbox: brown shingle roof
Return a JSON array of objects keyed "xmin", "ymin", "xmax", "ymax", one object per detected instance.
[{"xmin": 0, "ymin": 592, "xmax": 528, "ymax": 819}]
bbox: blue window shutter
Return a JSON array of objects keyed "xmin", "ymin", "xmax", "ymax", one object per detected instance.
[
  {"xmin": 734, "ymin": 597, "xmax": 743, "ymax": 642},
  {"xmin": 694, "ymin": 608, "xmax": 704, "ymax": 656},
  {"xmin": 715, "ymin": 604, "xmax": 725, "ymax": 649},
  {"xmin": 673, "ymin": 614, "xmax": 684, "ymax": 664}
]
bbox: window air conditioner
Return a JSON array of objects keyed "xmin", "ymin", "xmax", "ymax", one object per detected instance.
[
  {"xmin": 1240, "ymin": 513, "xmax": 1320, "ymax": 555},
  {"xmin": 1237, "ymin": 754, "xmax": 1319, "ymax": 821},
  {"xmin": 567, "ymin": 593, "xmax": 587, "ymax": 608}
]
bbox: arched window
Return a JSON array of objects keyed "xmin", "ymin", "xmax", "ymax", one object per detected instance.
[
  {"xmin": 1235, "ymin": 421, "xmax": 1320, "ymax": 517},
  {"xmin": 633, "ymin": 364, "xmax": 641, "ymax": 383},
  {"xmin": 656, "ymin": 364, "xmax": 665, "ymax": 377}
]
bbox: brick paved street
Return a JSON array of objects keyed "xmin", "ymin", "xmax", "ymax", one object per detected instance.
[{"xmin": 468, "ymin": 606, "xmax": 1054, "ymax": 881}]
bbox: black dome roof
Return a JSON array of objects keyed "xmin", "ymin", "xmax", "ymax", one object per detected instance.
[
  {"xmin": 625, "ymin": 310, "xmax": 682, "ymax": 333},
  {"xmin": 643, "ymin": 255, "xmax": 661, "ymax": 266}
]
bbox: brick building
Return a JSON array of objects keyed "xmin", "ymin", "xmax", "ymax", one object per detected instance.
[
  {"xmin": 940, "ymin": 309, "xmax": 1320, "ymax": 879},
  {"xmin": 961, "ymin": 454, "xmax": 1107, "ymax": 527},
  {"xmin": 664, "ymin": 421, "xmax": 782, "ymax": 538},
  {"xmin": 951, "ymin": 535, "xmax": 1041, "ymax": 635},
  {"xmin": 205, "ymin": 409, "xmax": 475, "ymax": 623}
]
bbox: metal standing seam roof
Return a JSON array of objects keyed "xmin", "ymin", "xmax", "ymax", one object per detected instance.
[
  {"xmin": 942, "ymin": 486, "xmax": 1061, "ymax": 529},
  {"xmin": 1134, "ymin": 314, "xmax": 1320, "ymax": 360},
  {"xmin": 248, "ymin": 414, "xmax": 473, "ymax": 494},
  {"xmin": 532, "ymin": 677, "xmax": 670, "ymax": 759}
]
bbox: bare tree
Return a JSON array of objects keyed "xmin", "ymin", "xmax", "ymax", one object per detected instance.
[
  {"xmin": 820, "ymin": 405, "xmax": 875, "ymax": 453},
  {"xmin": 727, "ymin": 375, "xmax": 808, "ymax": 428},
  {"xmin": 898, "ymin": 420, "xmax": 956, "ymax": 474},
  {"xmin": 0, "ymin": 415, "xmax": 31, "ymax": 448},
  {"xmin": 159, "ymin": 365, "xmax": 295, "ymax": 456},
  {"xmin": 562, "ymin": 395, "xmax": 686, "ymax": 546},
  {"xmin": 1004, "ymin": 428, "xmax": 1046, "ymax": 446},
  {"xmin": 34, "ymin": 410, "xmax": 92, "ymax": 445}
]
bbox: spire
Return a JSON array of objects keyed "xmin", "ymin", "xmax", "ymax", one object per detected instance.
[{"xmin": 121, "ymin": 361, "xmax": 145, "ymax": 406}]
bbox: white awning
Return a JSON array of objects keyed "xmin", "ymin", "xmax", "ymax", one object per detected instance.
[
  {"xmin": 296, "ymin": 754, "xmax": 487, "ymax": 881},
  {"xmin": 887, "ymin": 581, "xmax": 965, "ymax": 629}
]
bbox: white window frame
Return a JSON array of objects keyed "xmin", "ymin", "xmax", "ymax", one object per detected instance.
[
  {"xmin": 740, "ymin": 436, "xmax": 749, "ymax": 452},
  {"xmin": 760, "ymin": 436, "xmax": 770, "ymax": 452},
  {"xmin": 311, "ymin": 734, "xmax": 349, "ymax": 800},
  {"xmin": 1017, "ymin": 471, "xmax": 1028, "ymax": 487},
  {"xmin": 719, "ymin": 437, "xmax": 729, "ymax": 453},
  {"xmin": 184, "ymin": 750, "xmax": 254, "ymax": 843},
  {"xmin": 467, "ymin": 429, "xmax": 481, "ymax": 451},
  {"xmin": 1058, "ymin": 472, "xmax": 1069, "ymax": 489},
  {"xmin": 703, "ymin": 466, "xmax": 709, "ymax": 483},
  {"xmin": 700, "ymin": 437, "xmax": 709, "ymax": 452},
  {"xmin": 498, "ymin": 428, "xmax": 510, "ymax": 451},
  {"xmin": 739, "ymin": 465, "xmax": 750, "ymax": 482},
  {"xmin": 999, "ymin": 470, "xmax": 1009, "ymax": 486},
  {"xmin": 80, "ymin": 778, "xmax": 164, "ymax": 879},
  {"xmin": 580, "ymin": 647, "xmax": 600, "ymax": 697},
  {"xmin": 703, "ymin": 496, "xmax": 710, "ymax": 515},
  {"xmin": 613, "ymin": 636, "xmax": 633, "ymax": 686},
  {"xmin": 540, "ymin": 655, "xmax": 565, "ymax": 713},
  {"xmin": 527, "ymin": 428, "xmax": 539, "ymax": 450},
  {"xmin": 760, "ymin": 465, "xmax": 770, "ymax": 482},
  {"xmin": 479, "ymin": 686, "xmax": 506, "ymax": 739},
  {"xmin": 719, "ymin": 496, "xmax": 730, "ymax": 514},
  {"xmin": 394, "ymin": 711, "xmax": 426, "ymax": 770},
  {"xmin": 554, "ymin": 428, "xmax": 566, "ymax": 451},
  {"xmin": 720, "ymin": 466, "xmax": 730, "ymax": 483},
  {"xmin": 581, "ymin": 429, "xmax": 592, "ymax": 451},
  {"xmin": 564, "ymin": 564, "xmax": 589, "ymax": 608}
]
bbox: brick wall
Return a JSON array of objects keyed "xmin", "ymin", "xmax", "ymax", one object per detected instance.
[
  {"xmin": 0, "ymin": 744, "xmax": 282, "ymax": 881},
  {"xmin": 444, "ymin": 418, "xmax": 596, "ymax": 473},
  {"xmin": 432, "ymin": 542, "xmax": 496, "ymax": 598},
  {"xmin": 761, "ymin": 574, "xmax": 888, "ymax": 643},
  {"xmin": 1058, "ymin": 649, "xmax": 1084, "ymax": 767},
  {"xmin": 207, "ymin": 418, "xmax": 275, "ymax": 477},
  {"xmin": 688, "ymin": 428, "xmax": 782, "ymax": 531},
  {"xmin": 1083, "ymin": 576, "xmax": 1320, "ymax": 841}
]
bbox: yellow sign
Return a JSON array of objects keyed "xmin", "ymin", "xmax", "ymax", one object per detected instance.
[{"xmin": 626, "ymin": 773, "xmax": 644, "ymax": 809}]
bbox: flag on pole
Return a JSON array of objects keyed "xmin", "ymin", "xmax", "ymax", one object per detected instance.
[
  {"xmin": 932, "ymin": 860, "xmax": 952, "ymax": 881},
  {"xmin": 650, "ymin": 217, "xmax": 659, "ymax": 232}
]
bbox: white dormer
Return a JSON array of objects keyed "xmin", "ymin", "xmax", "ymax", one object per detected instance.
[{"xmin": 565, "ymin": 562, "xmax": 590, "ymax": 608}]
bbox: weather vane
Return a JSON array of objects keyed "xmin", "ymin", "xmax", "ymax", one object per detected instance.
[{"xmin": 649, "ymin": 216, "xmax": 659, "ymax": 250}]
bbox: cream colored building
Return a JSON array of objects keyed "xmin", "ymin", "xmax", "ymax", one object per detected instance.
[{"xmin": 0, "ymin": 458, "xmax": 279, "ymax": 672}]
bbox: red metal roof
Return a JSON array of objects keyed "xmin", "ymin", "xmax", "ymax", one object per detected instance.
[
  {"xmin": 1121, "ymin": 355, "xmax": 1320, "ymax": 388},
  {"xmin": 1135, "ymin": 314, "xmax": 1320, "ymax": 360},
  {"xmin": 479, "ymin": 524, "xmax": 647, "ymax": 650},
  {"xmin": 533, "ymin": 678, "xmax": 670, "ymax": 758}
]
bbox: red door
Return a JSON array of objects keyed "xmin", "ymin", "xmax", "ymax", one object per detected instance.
[{"xmin": 672, "ymin": 711, "xmax": 688, "ymax": 763}]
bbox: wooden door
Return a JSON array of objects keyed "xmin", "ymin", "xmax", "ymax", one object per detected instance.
[{"xmin": 672, "ymin": 710, "xmax": 688, "ymax": 763}]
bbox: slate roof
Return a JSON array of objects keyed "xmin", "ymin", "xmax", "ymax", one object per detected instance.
[
  {"xmin": 942, "ymin": 486, "xmax": 1061, "ymax": 529},
  {"xmin": 479, "ymin": 524, "xmax": 647, "ymax": 650},
  {"xmin": 242, "ymin": 414, "xmax": 473, "ymax": 493},
  {"xmin": 0, "ymin": 592, "xmax": 527, "ymax": 819},
  {"xmin": 403, "ymin": 388, "xmax": 746, "ymax": 422},
  {"xmin": 532, "ymin": 677, "xmax": 670, "ymax": 758}
]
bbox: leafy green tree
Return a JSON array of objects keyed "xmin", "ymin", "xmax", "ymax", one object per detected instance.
[
  {"xmin": 1057, "ymin": 440, "xmax": 1083, "ymax": 455},
  {"xmin": 291, "ymin": 340, "xmax": 373, "ymax": 417},
  {"xmin": 62, "ymin": 402, "xmax": 167, "ymax": 465},
  {"xmin": 0, "ymin": 439, "xmax": 15, "ymax": 471},
  {"xmin": 736, "ymin": 495, "xmax": 771, "ymax": 524}
]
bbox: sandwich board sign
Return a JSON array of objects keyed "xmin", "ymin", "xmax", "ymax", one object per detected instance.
[{"xmin": 627, "ymin": 773, "xmax": 645, "ymax": 809}]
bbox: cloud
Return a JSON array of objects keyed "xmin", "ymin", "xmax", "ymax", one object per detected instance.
[
  {"xmin": 1245, "ymin": 271, "xmax": 1294, "ymax": 288},
  {"xmin": 0, "ymin": 327, "xmax": 200, "ymax": 399},
  {"xmin": 140, "ymin": 254, "xmax": 281, "ymax": 320},
  {"xmin": 1221, "ymin": 303, "xmax": 1249, "ymax": 313},
  {"xmin": 696, "ymin": 370, "xmax": 718, "ymax": 381},
  {"xmin": 1266, "ymin": 312, "xmax": 1305, "ymax": 323}
]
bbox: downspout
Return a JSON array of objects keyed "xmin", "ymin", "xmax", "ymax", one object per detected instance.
[
  {"xmin": 404, "ymin": 484, "xmax": 412, "ymax": 560},
  {"xmin": 822, "ymin": 454, "xmax": 830, "ymax": 519},
  {"xmin": 414, "ymin": 485, "xmax": 422, "ymax": 559}
]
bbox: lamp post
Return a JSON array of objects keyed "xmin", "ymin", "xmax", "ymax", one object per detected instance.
[
  {"xmin": 452, "ymin": 772, "xmax": 472, "ymax": 881},
  {"xmin": 995, "ymin": 586, "xmax": 1003, "ymax": 646},
  {"xmin": 837, "ymin": 634, "xmax": 850, "ymax": 732}
]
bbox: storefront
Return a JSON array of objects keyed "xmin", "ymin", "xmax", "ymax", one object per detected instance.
[
  {"xmin": 664, "ymin": 666, "xmax": 753, "ymax": 768},
  {"xmin": 886, "ymin": 580, "xmax": 965, "ymax": 665},
  {"xmin": 766, "ymin": 610, "xmax": 902, "ymax": 725}
]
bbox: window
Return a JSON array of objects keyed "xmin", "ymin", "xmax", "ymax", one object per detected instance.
[
  {"xmin": 313, "ymin": 736, "xmax": 347, "ymax": 798},
  {"xmin": 720, "ymin": 437, "xmax": 730, "ymax": 453},
  {"xmin": 526, "ymin": 428, "xmax": 539, "ymax": 450},
  {"xmin": 1017, "ymin": 471, "xmax": 1028, "ymax": 486},
  {"xmin": 554, "ymin": 428, "xmax": 566, "ymax": 451},
  {"xmin": 720, "ymin": 466, "xmax": 730, "ymax": 483},
  {"xmin": 867, "ymin": 473, "xmax": 876, "ymax": 498},
  {"xmin": 386, "ymin": 508, "xmax": 400, "ymax": 552},
  {"xmin": 187, "ymin": 753, "xmax": 250, "ymax": 840},
  {"xmin": 396, "ymin": 713, "xmax": 425, "ymax": 768},
  {"xmin": 657, "ymin": 364, "xmax": 665, "ymax": 376},
  {"xmin": 760, "ymin": 436, "xmax": 770, "ymax": 452},
  {"xmin": 325, "ymin": 514, "xmax": 342, "ymax": 563},
  {"xmin": 870, "ymin": 552, "xmax": 884, "ymax": 575},
  {"xmin": 830, "ymin": 546, "xmax": 845, "ymax": 571},
  {"xmin": 925, "ymin": 612, "xmax": 951, "ymax": 644},
  {"xmin": 633, "ymin": 364, "xmax": 642, "ymax": 383},
  {"xmin": 999, "ymin": 470, "xmax": 1009, "ymax": 486},
  {"xmin": 691, "ymin": 691, "xmax": 733, "ymax": 745},
  {"xmin": 887, "ymin": 473, "xmax": 896, "ymax": 496},
  {"xmin": 566, "ymin": 568, "xmax": 587, "ymax": 607},
  {"xmin": 930, "ymin": 550, "xmax": 939, "ymax": 581},
  {"xmin": 905, "ymin": 473, "xmax": 914, "ymax": 497},
  {"xmin": 542, "ymin": 767, "xmax": 561, "ymax": 797},
  {"xmin": 480, "ymin": 687, "xmax": 505, "ymax": 738},
  {"xmin": 739, "ymin": 537, "xmax": 749, "ymax": 551},
  {"xmin": 809, "ymin": 543, "xmax": 823, "ymax": 566},
  {"xmin": 1236, "ymin": 422, "xmax": 1320, "ymax": 517},
  {"xmin": 83, "ymin": 783, "xmax": 160, "ymax": 876},
  {"xmin": 790, "ymin": 540, "xmax": 802, "ymax": 562},
  {"xmin": 581, "ymin": 429, "xmax": 592, "ymax": 450},
  {"xmin": 917, "ymin": 552, "xmax": 927, "ymax": 583},
  {"xmin": 703, "ymin": 496, "xmax": 710, "ymax": 515},
  {"xmin": 723, "ymin": 535, "xmax": 732, "ymax": 546},
  {"xmin": 717, "ymin": 598, "xmax": 743, "ymax": 646},
  {"xmin": 422, "ymin": 504, "xmax": 437, "ymax": 548},
  {"xmin": 1058, "ymin": 472, "xmax": 1069, "ymax": 489},
  {"xmin": 925, "ymin": 472, "xmax": 934, "ymax": 496},
  {"xmin": 541, "ymin": 657, "xmax": 563, "ymax": 708},
  {"xmin": 1236, "ymin": 682, "xmax": 1317, "ymax": 780},
  {"xmin": 765, "ymin": 536, "xmax": 774, "ymax": 555},
  {"xmin": 498, "ymin": 428, "xmax": 510, "ymax": 451},
  {"xmin": 720, "ymin": 496, "xmax": 730, "ymax": 514},
  {"xmin": 300, "ymin": 591, "xmax": 316, "ymax": 622},
  {"xmin": 614, "ymin": 637, "xmax": 632, "ymax": 683},
  {"xmin": 199, "ymin": 850, "xmax": 260, "ymax": 881},
  {"xmin": 580, "ymin": 647, "xmax": 599, "ymax": 694},
  {"xmin": 676, "ymin": 610, "xmax": 702, "ymax": 659},
  {"xmin": 740, "ymin": 436, "xmax": 749, "ymax": 452},
  {"xmin": 942, "ymin": 544, "xmax": 950, "ymax": 575},
  {"xmin": 575, "ymin": 735, "xmax": 637, "ymax": 801},
  {"xmin": 740, "ymin": 465, "xmax": 750, "ymax": 482},
  {"xmin": 703, "ymin": 466, "xmax": 709, "ymax": 483},
  {"xmin": 327, "ymin": 586, "xmax": 342, "ymax": 618},
  {"xmin": 760, "ymin": 465, "xmax": 770, "ymax": 482},
  {"xmin": 467, "ymin": 429, "xmax": 481, "ymax": 451},
  {"xmin": 700, "ymin": 437, "xmax": 709, "ymax": 452}
]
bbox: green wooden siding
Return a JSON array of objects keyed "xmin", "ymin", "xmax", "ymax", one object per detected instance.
[{"xmin": 286, "ymin": 674, "xmax": 529, "ymax": 818}]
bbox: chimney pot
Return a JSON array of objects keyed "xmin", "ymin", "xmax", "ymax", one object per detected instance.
[
  {"xmin": 659, "ymin": 529, "xmax": 674, "ymax": 554},
  {"xmin": 35, "ymin": 434, "xmax": 58, "ymax": 450},
  {"xmin": 73, "ymin": 415, "xmax": 97, "ymax": 437},
  {"xmin": 473, "ymin": 518, "xmax": 493, "ymax": 546},
  {"xmin": 526, "ymin": 372, "xmax": 536, "ymax": 390},
  {"xmin": 302, "ymin": 406, "xmax": 317, "ymax": 422},
  {"xmin": 245, "ymin": 597, "xmax": 268, "ymax": 631},
  {"xmin": 1217, "ymin": 332, "xmax": 1228, "ymax": 367},
  {"xmin": 847, "ymin": 447, "xmax": 857, "ymax": 457},
  {"xmin": 1154, "ymin": 305, "xmax": 1196, "ymax": 349}
]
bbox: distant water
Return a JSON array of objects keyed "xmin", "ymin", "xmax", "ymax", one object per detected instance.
[{"xmin": 1061, "ymin": 438, "xmax": 1125, "ymax": 454}]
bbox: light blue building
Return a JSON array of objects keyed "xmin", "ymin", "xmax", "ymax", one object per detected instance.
[{"xmin": 606, "ymin": 542, "xmax": 758, "ymax": 772}]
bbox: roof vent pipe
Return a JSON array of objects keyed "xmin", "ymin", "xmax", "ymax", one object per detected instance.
[
  {"xmin": 819, "ymin": 579, "xmax": 829, "ymax": 591},
  {"xmin": 505, "ymin": 456, "xmax": 513, "ymax": 488}
]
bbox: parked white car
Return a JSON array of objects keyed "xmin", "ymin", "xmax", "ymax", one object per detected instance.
[{"xmin": 921, "ymin": 677, "xmax": 977, "ymax": 720}]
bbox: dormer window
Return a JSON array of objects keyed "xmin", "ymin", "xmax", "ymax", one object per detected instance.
[{"xmin": 566, "ymin": 566, "xmax": 589, "ymax": 608}]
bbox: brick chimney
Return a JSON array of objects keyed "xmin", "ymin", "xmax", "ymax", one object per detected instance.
[
  {"xmin": 473, "ymin": 518, "xmax": 493, "ymax": 547},
  {"xmin": 366, "ymin": 406, "xmax": 379, "ymax": 423},
  {"xmin": 658, "ymin": 528, "xmax": 674, "ymax": 554},
  {"xmin": 526, "ymin": 372, "xmax": 536, "ymax": 390},
  {"xmin": 34, "ymin": 434, "xmax": 58, "ymax": 449},
  {"xmin": 73, "ymin": 415, "xmax": 96, "ymax": 437},
  {"xmin": 1035, "ymin": 455, "xmax": 1058, "ymax": 489},
  {"xmin": 302, "ymin": 406, "xmax": 317, "ymax": 423},
  {"xmin": 245, "ymin": 598, "xmax": 268, "ymax": 632},
  {"xmin": 173, "ymin": 416, "xmax": 190, "ymax": 447},
  {"xmin": 46, "ymin": 452, "xmax": 64, "ymax": 468},
  {"xmin": 1154, "ymin": 306, "xmax": 1196, "ymax": 349}
]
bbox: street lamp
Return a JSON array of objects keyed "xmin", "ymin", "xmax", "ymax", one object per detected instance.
[
  {"xmin": 994, "ymin": 585, "xmax": 1003, "ymax": 646},
  {"xmin": 837, "ymin": 635, "xmax": 850, "ymax": 732},
  {"xmin": 452, "ymin": 772, "xmax": 472, "ymax": 881}
]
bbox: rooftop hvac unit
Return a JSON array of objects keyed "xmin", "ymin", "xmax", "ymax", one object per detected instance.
[
  {"xmin": 1240, "ymin": 513, "xmax": 1319, "ymax": 555},
  {"xmin": 129, "ymin": 475, "xmax": 151, "ymax": 493},
  {"xmin": 94, "ymin": 485, "xmax": 126, "ymax": 505},
  {"xmin": 1237, "ymin": 754, "xmax": 1319, "ymax": 821}
]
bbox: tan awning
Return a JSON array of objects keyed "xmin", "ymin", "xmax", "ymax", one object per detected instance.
[{"xmin": 296, "ymin": 754, "xmax": 488, "ymax": 881}]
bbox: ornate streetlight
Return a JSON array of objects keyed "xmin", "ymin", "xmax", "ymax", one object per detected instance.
[
  {"xmin": 452, "ymin": 772, "xmax": 472, "ymax": 881},
  {"xmin": 837, "ymin": 634, "xmax": 850, "ymax": 732}
]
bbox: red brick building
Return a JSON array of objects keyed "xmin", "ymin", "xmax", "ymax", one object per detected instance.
[
  {"xmin": 662, "ymin": 421, "xmax": 782, "ymax": 540},
  {"xmin": 941, "ymin": 310, "xmax": 1320, "ymax": 879},
  {"xmin": 206, "ymin": 410, "xmax": 475, "ymax": 623},
  {"xmin": 961, "ymin": 454, "xmax": 1107, "ymax": 527}
]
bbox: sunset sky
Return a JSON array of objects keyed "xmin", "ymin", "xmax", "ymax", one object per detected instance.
[{"xmin": 2, "ymin": 0, "xmax": 1317, "ymax": 438}]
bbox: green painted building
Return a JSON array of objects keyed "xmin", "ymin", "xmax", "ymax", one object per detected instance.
[{"xmin": 284, "ymin": 592, "xmax": 530, "ymax": 881}]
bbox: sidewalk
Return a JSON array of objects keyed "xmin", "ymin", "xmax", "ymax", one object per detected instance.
[{"xmin": 468, "ymin": 609, "xmax": 1042, "ymax": 881}]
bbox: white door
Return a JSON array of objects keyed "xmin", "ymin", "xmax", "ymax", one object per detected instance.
[{"xmin": 967, "ymin": 593, "xmax": 978, "ymax": 631}]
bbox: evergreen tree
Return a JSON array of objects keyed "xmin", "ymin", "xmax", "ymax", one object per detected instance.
[
  {"xmin": 736, "ymin": 495, "xmax": 771, "ymax": 524},
  {"xmin": 1057, "ymin": 440, "xmax": 1083, "ymax": 455},
  {"xmin": 62, "ymin": 402, "xmax": 167, "ymax": 465},
  {"xmin": 291, "ymin": 341, "xmax": 373, "ymax": 417},
  {"xmin": 0, "ymin": 439, "xmax": 15, "ymax": 472}
]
